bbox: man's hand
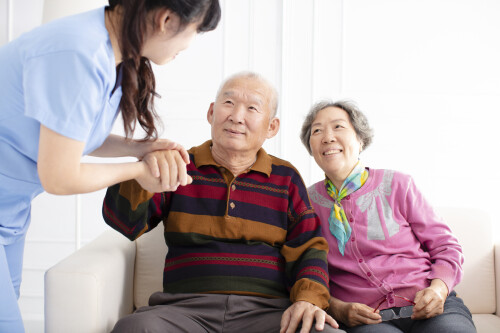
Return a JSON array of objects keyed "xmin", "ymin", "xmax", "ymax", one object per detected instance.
[
  {"xmin": 412, "ymin": 279, "xmax": 448, "ymax": 320},
  {"xmin": 280, "ymin": 300, "xmax": 338, "ymax": 333},
  {"xmin": 138, "ymin": 150, "xmax": 192, "ymax": 192},
  {"xmin": 329, "ymin": 297, "xmax": 381, "ymax": 327}
]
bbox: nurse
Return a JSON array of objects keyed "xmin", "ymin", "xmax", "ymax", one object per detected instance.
[{"xmin": 0, "ymin": 0, "xmax": 221, "ymax": 331}]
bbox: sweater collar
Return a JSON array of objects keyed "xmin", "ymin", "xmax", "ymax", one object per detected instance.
[{"xmin": 191, "ymin": 140, "xmax": 273, "ymax": 177}]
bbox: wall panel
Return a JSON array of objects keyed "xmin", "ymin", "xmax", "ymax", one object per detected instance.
[
  {"xmin": 342, "ymin": 0, "xmax": 500, "ymax": 94},
  {"xmin": 0, "ymin": 0, "xmax": 8, "ymax": 45},
  {"xmin": 307, "ymin": 0, "xmax": 344, "ymax": 185},
  {"xmin": 280, "ymin": 0, "xmax": 315, "ymax": 182}
]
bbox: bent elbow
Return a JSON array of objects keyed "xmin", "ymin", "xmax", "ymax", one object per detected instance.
[
  {"xmin": 38, "ymin": 167, "xmax": 75, "ymax": 195},
  {"xmin": 40, "ymin": 178, "xmax": 72, "ymax": 195}
]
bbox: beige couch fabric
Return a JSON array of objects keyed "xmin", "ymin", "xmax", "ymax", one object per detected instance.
[{"xmin": 45, "ymin": 207, "xmax": 500, "ymax": 332}]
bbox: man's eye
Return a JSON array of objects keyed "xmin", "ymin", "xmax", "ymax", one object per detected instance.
[{"xmin": 224, "ymin": 100, "xmax": 233, "ymax": 105}]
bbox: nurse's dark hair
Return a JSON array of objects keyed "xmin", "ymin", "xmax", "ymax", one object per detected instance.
[{"xmin": 107, "ymin": 0, "xmax": 221, "ymax": 139}]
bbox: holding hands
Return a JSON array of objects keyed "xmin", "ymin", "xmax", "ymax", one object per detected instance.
[
  {"xmin": 137, "ymin": 149, "xmax": 192, "ymax": 192},
  {"xmin": 136, "ymin": 140, "xmax": 192, "ymax": 192},
  {"xmin": 135, "ymin": 138, "xmax": 190, "ymax": 164}
]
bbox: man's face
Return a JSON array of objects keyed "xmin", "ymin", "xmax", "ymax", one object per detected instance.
[{"xmin": 207, "ymin": 77, "xmax": 279, "ymax": 155}]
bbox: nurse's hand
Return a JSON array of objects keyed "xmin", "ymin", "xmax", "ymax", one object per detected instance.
[
  {"xmin": 139, "ymin": 149, "xmax": 192, "ymax": 192},
  {"xmin": 90, "ymin": 135, "xmax": 190, "ymax": 165},
  {"xmin": 135, "ymin": 138, "xmax": 190, "ymax": 165}
]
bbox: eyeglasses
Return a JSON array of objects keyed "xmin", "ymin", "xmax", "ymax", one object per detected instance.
[{"xmin": 373, "ymin": 295, "xmax": 416, "ymax": 322}]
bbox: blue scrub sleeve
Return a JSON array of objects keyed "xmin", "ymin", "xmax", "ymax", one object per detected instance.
[{"xmin": 22, "ymin": 51, "xmax": 107, "ymax": 142}]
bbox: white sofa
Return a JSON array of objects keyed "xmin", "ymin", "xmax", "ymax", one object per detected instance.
[{"xmin": 44, "ymin": 207, "xmax": 500, "ymax": 332}]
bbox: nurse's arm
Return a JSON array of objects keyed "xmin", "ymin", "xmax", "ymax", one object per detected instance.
[
  {"xmin": 89, "ymin": 134, "xmax": 189, "ymax": 164},
  {"xmin": 37, "ymin": 125, "xmax": 181, "ymax": 195}
]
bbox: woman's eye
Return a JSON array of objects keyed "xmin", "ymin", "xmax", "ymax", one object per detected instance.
[
  {"xmin": 312, "ymin": 128, "xmax": 321, "ymax": 134},
  {"xmin": 335, "ymin": 124, "xmax": 344, "ymax": 129}
]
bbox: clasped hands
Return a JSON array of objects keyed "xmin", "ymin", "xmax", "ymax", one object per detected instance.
[{"xmin": 136, "ymin": 141, "xmax": 192, "ymax": 193}]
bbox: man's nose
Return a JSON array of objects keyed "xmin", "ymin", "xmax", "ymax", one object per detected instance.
[{"xmin": 229, "ymin": 105, "xmax": 245, "ymax": 123}]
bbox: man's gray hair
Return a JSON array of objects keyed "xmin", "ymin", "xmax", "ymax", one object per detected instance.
[
  {"xmin": 300, "ymin": 100, "xmax": 374, "ymax": 155},
  {"xmin": 215, "ymin": 71, "xmax": 279, "ymax": 118}
]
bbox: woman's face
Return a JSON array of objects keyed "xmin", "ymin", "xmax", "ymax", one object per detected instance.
[
  {"xmin": 309, "ymin": 106, "xmax": 363, "ymax": 184},
  {"xmin": 142, "ymin": 11, "xmax": 199, "ymax": 65}
]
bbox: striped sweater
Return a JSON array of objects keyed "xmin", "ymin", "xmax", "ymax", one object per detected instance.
[{"xmin": 103, "ymin": 140, "xmax": 330, "ymax": 309}]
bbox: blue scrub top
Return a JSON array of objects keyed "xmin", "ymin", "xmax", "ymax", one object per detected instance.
[{"xmin": 0, "ymin": 7, "xmax": 122, "ymax": 244}]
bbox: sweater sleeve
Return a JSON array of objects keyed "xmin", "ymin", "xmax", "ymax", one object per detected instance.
[
  {"xmin": 280, "ymin": 171, "xmax": 330, "ymax": 310},
  {"xmin": 404, "ymin": 176, "xmax": 464, "ymax": 293},
  {"xmin": 102, "ymin": 179, "xmax": 166, "ymax": 241}
]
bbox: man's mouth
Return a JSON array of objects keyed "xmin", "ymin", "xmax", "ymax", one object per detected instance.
[{"xmin": 225, "ymin": 129, "xmax": 244, "ymax": 135}]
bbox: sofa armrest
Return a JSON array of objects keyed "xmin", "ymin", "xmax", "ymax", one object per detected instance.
[
  {"xmin": 495, "ymin": 241, "xmax": 500, "ymax": 316},
  {"xmin": 45, "ymin": 230, "xmax": 136, "ymax": 333}
]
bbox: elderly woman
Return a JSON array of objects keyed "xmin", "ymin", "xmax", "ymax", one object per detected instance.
[{"xmin": 300, "ymin": 100, "xmax": 476, "ymax": 333}]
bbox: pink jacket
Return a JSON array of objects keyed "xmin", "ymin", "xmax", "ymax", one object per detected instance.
[{"xmin": 308, "ymin": 168, "xmax": 464, "ymax": 310}]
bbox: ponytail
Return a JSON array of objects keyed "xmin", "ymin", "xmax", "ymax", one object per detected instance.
[{"xmin": 107, "ymin": 0, "xmax": 221, "ymax": 140}]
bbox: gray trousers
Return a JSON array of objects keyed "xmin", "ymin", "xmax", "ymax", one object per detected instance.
[
  {"xmin": 340, "ymin": 292, "xmax": 476, "ymax": 333},
  {"xmin": 111, "ymin": 292, "xmax": 345, "ymax": 333}
]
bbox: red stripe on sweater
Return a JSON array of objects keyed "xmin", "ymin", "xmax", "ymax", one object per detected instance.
[
  {"xmin": 287, "ymin": 216, "xmax": 321, "ymax": 239},
  {"xmin": 164, "ymin": 259, "xmax": 284, "ymax": 272},
  {"xmin": 297, "ymin": 266, "xmax": 329, "ymax": 284},
  {"xmin": 103, "ymin": 202, "xmax": 136, "ymax": 235}
]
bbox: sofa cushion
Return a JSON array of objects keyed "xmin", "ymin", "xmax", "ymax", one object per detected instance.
[
  {"xmin": 472, "ymin": 314, "xmax": 500, "ymax": 332},
  {"xmin": 436, "ymin": 207, "xmax": 495, "ymax": 314},
  {"xmin": 134, "ymin": 224, "xmax": 166, "ymax": 308}
]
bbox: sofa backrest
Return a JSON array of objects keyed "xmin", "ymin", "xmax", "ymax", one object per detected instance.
[
  {"xmin": 132, "ymin": 208, "xmax": 496, "ymax": 314},
  {"xmin": 436, "ymin": 206, "xmax": 496, "ymax": 314}
]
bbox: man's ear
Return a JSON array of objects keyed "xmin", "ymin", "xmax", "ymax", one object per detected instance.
[
  {"xmin": 207, "ymin": 102, "xmax": 215, "ymax": 124},
  {"xmin": 266, "ymin": 117, "xmax": 280, "ymax": 139}
]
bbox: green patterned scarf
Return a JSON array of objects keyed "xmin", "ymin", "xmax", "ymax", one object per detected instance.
[{"xmin": 325, "ymin": 161, "xmax": 368, "ymax": 255}]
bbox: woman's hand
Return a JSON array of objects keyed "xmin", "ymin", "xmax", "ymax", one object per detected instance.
[
  {"xmin": 135, "ymin": 138, "xmax": 190, "ymax": 164},
  {"xmin": 328, "ymin": 297, "xmax": 381, "ymax": 327},
  {"xmin": 139, "ymin": 149, "xmax": 192, "ymax": 192},
  {"xmin": 90, "ymin": 134, "xmax": 190, "ymax": 165},
  {"xmin": 412, "ymin": 279, "xmax": 448, "ymax": 320}
]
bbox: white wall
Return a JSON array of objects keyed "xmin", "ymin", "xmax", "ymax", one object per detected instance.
[{"xmin": 1, "ymin": 0, "xmax": 499, "ymax": 331}]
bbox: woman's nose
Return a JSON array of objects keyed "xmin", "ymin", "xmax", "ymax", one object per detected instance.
[{"xmin": 322, "ymin": 130, "xmax": 335, "ymax": 143}]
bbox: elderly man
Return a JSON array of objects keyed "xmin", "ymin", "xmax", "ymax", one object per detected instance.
[{"xmin": 102, "ymin": 72, "xmax": 343, "ymax": 333}]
